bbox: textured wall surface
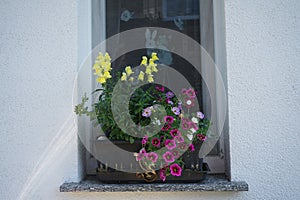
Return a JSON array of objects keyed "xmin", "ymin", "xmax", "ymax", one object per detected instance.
[{"xmin": 0, "ymin": 0, "xmax": 299, "ymax": 200}]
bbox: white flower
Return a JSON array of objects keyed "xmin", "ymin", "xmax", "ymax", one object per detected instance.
[
  {"xmin": 191, "ymin": 117, "xmax": 198, "ymax": 124},
  {"xmin": 156, "ymin": 119, "xmax": 161, "ymax": 126},
  {"xmin": 190, "ymin": 128, "xmax": 196, "ymax": 133},
  {"xmin": 186, "ymin": 100, "xmax": 192, "ymax": 105},
  {"xmin": 187, "ymin": 133, "xmax": 193, "ymax": 141}
]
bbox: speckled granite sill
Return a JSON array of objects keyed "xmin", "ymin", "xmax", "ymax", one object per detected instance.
[{"xmin": 60, "ymin": 175, "xmax": 248, "ymax": 192}]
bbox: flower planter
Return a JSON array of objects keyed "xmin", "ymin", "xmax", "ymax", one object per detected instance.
[{"xmin": 94, "ymin": 140, "xmax": 209, "ymax": 183}]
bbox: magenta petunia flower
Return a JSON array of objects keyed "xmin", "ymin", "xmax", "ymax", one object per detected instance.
[
  {"xmin": 181, "ymin": 118, "xmax": 191, "ymax": 130},
  {"xmin": 186, "ymin": 88, "xmax": 196, "ymax": 99},
  {"xmin": 166, "ymin": 91, "xmax": 175, "ymax": 98},
  {"xmin": 171, "ymin": 149, "xmax": 180, "ymax": 159},
  {"xmin": 189, "ymin": 144, "xmax": 195, "ymax": 152},
  {"xmin": 174, "ymin": 135, "xmax": 184, "ymax": 143},
  {"xmin": 161, "ymin": 124, "xmax": 171, "ymax": 131},
  {"xmin": 197, "ymin": 111, "xmax": 205, "ymax": 119},
  {"xmin": 197, "ymin": 134, "xmax": 207, "ymax": 141},
  {"xmin": 151, "ymin": 138, "xmax": 161, "ymax": 147},
  {"xmin": 170, "ymin": 129, "xmax": 181, "ymax": 138},
  {"xmin": 147, "ymin": 152, "xmax": 158, "ymax": 163},
  {"xmin": 181, "ymin": 88, "xmax": 187, "ymax": 94},
  {"xmin": 136, "ymin": 148, "xmax": 147, "ymax": 161},
  {"xmin": 164, "ymin": 116, "xmax": 174, "ymax": 124},
  {"xmin": 155, "ymin": 86, "xmax": 165, "ymax": 92},
  {"xmin": 178, "ymin": 142, "xmax": 187, "ymax": 151},
  {"xmin": 172, "ymin": 107, "xmax": 180, "ymax": 115},
  {"xmin": 163, "ymin": 151, "xmax": 175, "ymax": 163},
  {"xmin": 170, "ymin": 163, "xmax": 182, "ymax": 176},
  {"xmin": 166, "ymin": 99, "xmax": 174, "ymax": 105},
  {"xmin": 189, "ymin": 122, "xmax": 199, "ymax": 131},
  {"xmin": 142, "ymin": 107, "xmax": 152, "ymax": 117},
  {"xmin": 142, "ymin": 135, "xmax": 148, "ymax": 145},
  {"xmin": 165, "ymin": 139, "xmax": 176, "ymax": 150},
  {"xmin": 159, "ymin": 170, "xmax": 166, "ymax": 182}
]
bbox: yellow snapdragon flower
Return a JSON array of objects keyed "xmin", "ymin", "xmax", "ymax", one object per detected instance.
[
  {"xmin": 121, "ymin": 72, "xmax": 127, "ymax": 81},
  {"xmin": 138, "ymin": 71, "xmax": 145, "ymax": 81},
  {"xmin": 125, "ymin": 66, "xmax": 134, "ymax": 76},
  {"xmin": 129, "ymin": 77, "xmax": 134, "ymax": 82},
  {"xmin": 151, "ymin": 52, "xmax": 159, "ymax": 61},
  {"xmin": 147, "ymin": 74, "xmax": 154, "ymax": 83},
  {"xmin": 140, "ymin": 56, "xmax": 148, "ymax": 66},
  {"xmin": 94, "ymin": 52, "xmax": 113, "ymax": 84}
]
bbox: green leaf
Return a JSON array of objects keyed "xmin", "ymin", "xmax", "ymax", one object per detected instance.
[{"xmin": 129, "ymin": 137, "xmax": 134, "ymax": 144}]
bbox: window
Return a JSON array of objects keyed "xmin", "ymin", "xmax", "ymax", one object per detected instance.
[{"xmin": 81, "ymin": 0, "xmax": 229, "ymax": 181}]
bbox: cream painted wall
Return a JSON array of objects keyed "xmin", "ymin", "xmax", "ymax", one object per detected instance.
[{"xmin": 0, "ymin": 0, "xmax": 299, "ymax": 199}]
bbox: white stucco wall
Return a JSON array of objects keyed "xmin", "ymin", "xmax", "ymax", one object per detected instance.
[{"xmin": 0, "ymin": 0, "xmax": 299, "ymax": 200}]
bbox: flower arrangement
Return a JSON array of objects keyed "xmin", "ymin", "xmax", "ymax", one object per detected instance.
[{"xmin": 75, "ymin": 52, "xmax": 210, "ymax": 182}]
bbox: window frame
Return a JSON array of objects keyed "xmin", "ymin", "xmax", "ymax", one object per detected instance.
[{"xmin": 82, "ymin": 0, "xmax": 229, "ymax": 177}]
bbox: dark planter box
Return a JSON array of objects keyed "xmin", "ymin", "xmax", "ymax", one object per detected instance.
[{"xmin": 93, "ymin": 140, "xmax": 209, "ymax": 183}]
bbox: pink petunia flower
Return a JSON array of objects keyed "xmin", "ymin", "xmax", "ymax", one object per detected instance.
[
  {"xmin": 181, "ymin": 88, "xmax": 187, "ymax": 94},
  {"xmin": 171, "ymin": 149, "xmax": 180, "ymax": 159},
  {"xmin": 164, "ymin": 116, "xmax": 174, "ymax": 124},
  {"xmin": 147, "ymin": 152, "xmax": 158, "ymax": 163},
  {"xmin": 159, "ymin": 170, "xmax": 166, "ymax": 182},
  {"xmin": 181, "ymin": 118, "xmax": 191, "ymax": 130},
  {"xmin": 197, "ymin": 134, "xmax": 207, "ymax": 141},
  {"xmin": 162, "ymin": 151, "xmax": 175, "ymax": 163},
  {"xmin": 186, "ymin": 88, "xmax": 196, "ymax": 99},
  {"xmin": 165, "ymin": 139, "xmax": 176, "ymax": 150},
  {"xmin": 174, "ymin": 135, "xmax": 184, "ymax": 143},
  {"xmin": 189, "ymin": 144, "xmax": 195, "ymax": 152},
  {"xmin": 170, "ymin": 129, "xmax": 181, "ymax": 138},
  {"xmin": 170, "ymin": 163, "xmax": 182, "ymax": 176},
  {"xmin": 155, "ymin": 86, "xmax": 165, "ymax": 92},
  {"xmin": 178, "ymin": 142, "xmax": 187, "ymax": 151},
  {"xmin": 151, "ymin": 138, "xmax": 161, "ymax": 147},
  {"xmin": 161, "ymin": 124, "xmax": 171, "ymax": 131},
  {"xmin": 141, "ymin": 135, "xmax": 148, "ymax": 145},
  {"xmin": 189, "ymin": 122, "xmax": 199, "ymax": 131}
]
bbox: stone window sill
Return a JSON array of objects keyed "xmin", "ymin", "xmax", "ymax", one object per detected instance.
[{"xmin": 60, "ymin": 175, "xmax": 248, "ymax": 192}]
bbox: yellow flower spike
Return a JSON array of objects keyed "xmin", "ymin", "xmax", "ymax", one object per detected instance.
[
  {"xmin": 125, "ymin": 66, "xmax": 134, "ymax": 76},
  {"xmin": 97, "ymin": 76, "xmax": 106, "ymax": 84},
  {"xmin": 138, "ymin": 71, "xmax": 145, "ymax": 81},
  {"xmin": 129, "ymin": 77, "xmax": 134, "ymax": 82},
  {"xmin": 147, "ymin": 74, "xmax": 154, "ymax": 83},
  {"xmin": 151, "ymin": 52, "xmax": 159, "ymax": 61},
  {"xmin": 104, "ymin": 52, "xmax": 111, "ymax": 61},
  {"xmin": 145, "ymin": 66, "xmax": 152, "ymax": 75},
  {"xmin": 103, "ymin": 71, "xmax": 112, "ymax": 79},
  {"xmin": 151, "ymin": 65, "xmax": 158, "ymax": 73},
  {"xmin": 140, "ymin": 56, "xmax": 148, "ymax": 66},
  {"xmin": 121, "ymin": 72, "xmax": 127, "ymax": 81}
]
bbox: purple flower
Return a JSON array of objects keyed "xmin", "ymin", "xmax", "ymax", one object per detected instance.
[
  {"xmin": 189, "ymin": 144, "xmax": 195, "ymax": 152},
  {"xmin": 151, "ymin": 138, "xmax": 161, "ymax": 147},
  {"xmin": 166, "ymin": 91, "xmax": 174, "ymax": 98},
  {"xmin": 170, "ymin": 129, "xmax": 181, "ymax": 138},
  {"xmin": 178, "ymin": 101, "xmax": 182, "ymax": 110},
  {"xmin": 197, "ymin": 134, "xmax": 207, "ymax": 141},
  {"xmin": 147, "ymin": 152, "xmax": 158, "ymax": 163},
  {"xmin": 142, "ymin": 107, "xmax": 152, "ymax": 117},
  {"xmin": 164, "ymin": 116, "xmax": 174, "ymax": 124},
  {"xmin": 159, "ymin": 170, "xmax": 166, "ymax": 182},
  {"xmin": 163, "ymin": 151, "xmax": 175, "ymax": 163},
  {"xmin": 167, "ymin": 99, "xmax": 174, "ymax": 105},
  {"xmin": 165, "ymin": 139, "xmax": 176, "ymax": 150},
  {"xmin": 197, "ymin": 111, "xmax": 205, "ymax": 119},
  {"xmin": 172, "ymin": 107, "xmax": 180, "ymax": 115},
  {"xmin": 155, "ymin": 86, "xmax": 165, "ymax": 92},
  {"xmin": 170, "ymin": 163, "xmax": 182, "ymax": 176}
]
